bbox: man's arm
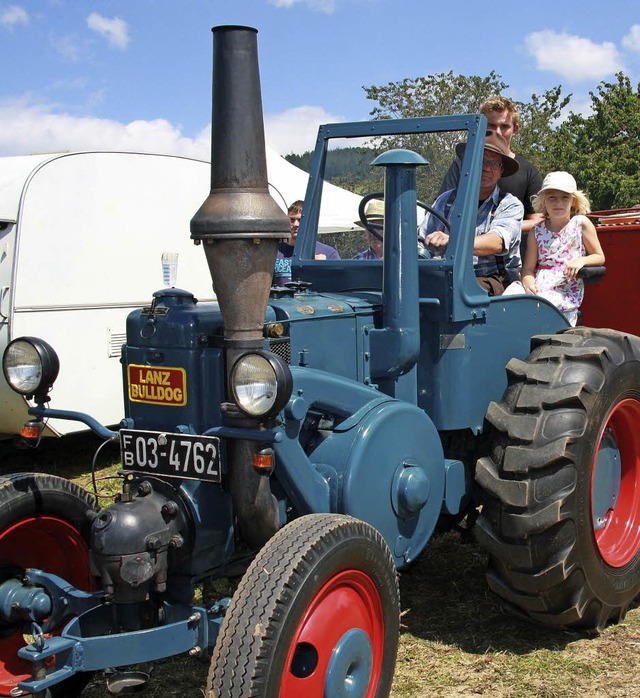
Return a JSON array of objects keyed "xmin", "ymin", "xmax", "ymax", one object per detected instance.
[
  {"xmin": 473, "ymin": 233, "xmax": 504, "ymax": 256},
  {"xmin": 483, "ymin": 195, "xmax": 524, "ymax": 257},
  {"xmin": 522, "ymin": 213, "xmax": 544, "ymax": 233}
]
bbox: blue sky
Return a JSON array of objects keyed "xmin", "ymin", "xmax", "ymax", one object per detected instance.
[{"xmin": 1, "ymin": 0, "xmax": 639, "ymax": 159}]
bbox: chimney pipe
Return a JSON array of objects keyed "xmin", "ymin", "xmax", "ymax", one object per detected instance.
[
  {"xmin": 191, "ymin": 25, "xmax": 290, "ymax": 353},
  {"xmin": 191, "ymin": 26, "xmax": 289, "ymax": 550}
]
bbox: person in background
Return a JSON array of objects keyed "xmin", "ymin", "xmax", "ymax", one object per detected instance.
[
  {"xmin": 420, "ymin": 130, "xmax": 523, "ymax": 296},
  {"xmin": 440, "ymin": 96, "xmax": 543, "ymax": 234},
  {"xmin": 352, "ymin": 199, "xmax": 384, "ymax": 259},
  {"xmin": 273, "ymin": 199, "xmax": 340, "ymax": 286},
  {"xmin": 503, "ymin": 172, "xmax": 605, "ymax": 326}
]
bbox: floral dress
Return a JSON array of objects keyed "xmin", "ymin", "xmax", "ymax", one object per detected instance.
[{"xmin": 507, "ymin": 215, "xmax": 585, "ymax": 325}]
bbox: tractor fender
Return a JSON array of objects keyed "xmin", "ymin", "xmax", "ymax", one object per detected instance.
[{"xmin": 310, "ymin": 399, "xmax": 445, "ymax": 569}]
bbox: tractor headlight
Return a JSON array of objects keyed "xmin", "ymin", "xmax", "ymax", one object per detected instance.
[
  {"xmin": 2, "ymin": 337, "xmax": 60, "ymax": 399},
  {"xmin": 230, "ymin": 351, "xmax": 292, "ymax": 418}
]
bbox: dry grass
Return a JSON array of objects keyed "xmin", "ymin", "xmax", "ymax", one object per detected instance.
[
  {"xmin": 2, "ymin": 434, "xmax": 640, "ymax": 697},
  {"xmin": 391, "ymin": 532, "xmax": 640, "ymax": 698}
]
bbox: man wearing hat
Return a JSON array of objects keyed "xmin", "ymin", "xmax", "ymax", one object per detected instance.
[
  {"xmin": 439, "ymin": 96, "xmax": 543, "ymax": 235},
  {"xmin": 419, "ymin": 130, "xmax": 524, "ymax": 296},
  {"xmin": 353, "ymin": 199, "xmax": 385, "ymax": 259}
]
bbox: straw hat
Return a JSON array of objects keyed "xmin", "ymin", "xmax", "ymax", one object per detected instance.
[{"xmin": 355, "ymin": 199, "xmax": 384, "ymax": 228}]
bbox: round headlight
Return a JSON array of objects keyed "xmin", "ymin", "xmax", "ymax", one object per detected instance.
[
  {"xmin": 2, "ymin": 337, "xmax": 60, "ymax": 399},
  {"xmin": 230, "ymin": 351, "xmax": 292, "ymax": 418}
]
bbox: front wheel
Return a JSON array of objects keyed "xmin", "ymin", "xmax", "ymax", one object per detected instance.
[
  {"xmin": 0, "ymin": 473, "xmax": 98, "ymax": 697},
  {"xmin": 207, "ymin": 514, "xmax": 400, "ymax": 698},
  {"xmin": 475, "ymin": 328, "xmax": 640, "ymax": 631}
]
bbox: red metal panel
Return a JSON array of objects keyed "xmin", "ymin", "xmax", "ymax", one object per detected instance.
[{"xmin": 581, "ymin": 209, "xmax": 640, "ymax": 335}]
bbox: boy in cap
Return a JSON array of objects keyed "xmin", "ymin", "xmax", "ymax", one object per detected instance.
[{"xmin": 273, "ymin": 199, "xmax": 340, "ymax": 286}]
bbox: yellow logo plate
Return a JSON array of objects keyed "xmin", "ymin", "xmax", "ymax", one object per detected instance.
[{"xmin": 127, "ymin": 365, "xmax": 186, "ymax": 407}]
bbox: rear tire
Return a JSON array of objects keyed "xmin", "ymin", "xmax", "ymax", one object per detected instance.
[
  {"xmin": 0, "ymin": 473, "xmax": 98, "ymax": 697},
  {"xmin": 475, "ymin": 328, "xmax": 640, "ymax": 630},
  {"xmin": 206, "ymin": 514, "xmax": 400, "ymax": 698}
]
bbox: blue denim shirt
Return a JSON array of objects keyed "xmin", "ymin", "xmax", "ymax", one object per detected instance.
[{"xmin": 419, "ymin": 185, "xmax": 523, "ymax": 282}]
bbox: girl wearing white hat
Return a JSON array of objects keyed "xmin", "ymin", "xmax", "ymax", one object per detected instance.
[{"xmin": 503, "ymin": 171, "xmax": 605, "ymax": 325}]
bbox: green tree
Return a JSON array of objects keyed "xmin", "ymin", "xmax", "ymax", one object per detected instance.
[
  {"xmin": 546, "ymin": 73, "xmax": 640, "ymax": 210},
  {"xmin": 363, "ymin": 71, "xmax": 510, "ymax": 201},
  {"xmin": 291, "ymin": 70, "xmax": 640, "ymax": 213},
  {"xmin": 363, "ymin": 72, "xmax": 571, "ymax": 203},
  {"xmin": 512, "ymin": 85, "xmax": 571, "ymax": 171},
  {"xmin": 364, "ymin": 70, "xmax": 508, "ymax": 121}
]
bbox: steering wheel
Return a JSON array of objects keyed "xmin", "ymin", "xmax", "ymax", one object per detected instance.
[{"xmin": 358, "ymin": 192, "xmax": 451, "ymax": 241}]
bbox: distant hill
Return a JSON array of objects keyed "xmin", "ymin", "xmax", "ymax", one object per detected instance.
[{"xmin": 285, "ymin": 147, "xmax": 381, "ymax": 195}]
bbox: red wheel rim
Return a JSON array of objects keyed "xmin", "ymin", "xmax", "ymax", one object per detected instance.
[
  {"xmin": 279, "ymin": 569, "xmax": 385, "ymax": 698},
  {"xmin": 592, "ymin": 398, "xmax": 640, "ymax": 567},
  {"xmin": 0, "ymin": 516, "xmax": 92, "ymax": 694}
]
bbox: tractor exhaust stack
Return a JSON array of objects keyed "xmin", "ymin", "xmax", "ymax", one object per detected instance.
[
  {"xmin": 190, "ymin": 26, "xmax": 290, "ymax": 549},
  {"xmin": 190, "ymin": 25, "xmax": 289, "ymax": 353}
]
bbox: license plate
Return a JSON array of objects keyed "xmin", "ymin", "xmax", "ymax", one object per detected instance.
[{"xmin": 120, "ymin": 430, "xmax": 222, "ymax": 482}]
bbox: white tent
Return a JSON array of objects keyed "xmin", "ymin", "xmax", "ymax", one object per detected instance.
[{"xmin": 266, "ymin": 146, "xmax": 361, "ymax": 233}]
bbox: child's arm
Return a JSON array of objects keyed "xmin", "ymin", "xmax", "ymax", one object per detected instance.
[
  {"xmin": 520, "ymin": 229, "xmax": 539, "ymax": 293},
  {"xmin": 564, "ymin": 216, "xmax": 606, "ymax": 278}
]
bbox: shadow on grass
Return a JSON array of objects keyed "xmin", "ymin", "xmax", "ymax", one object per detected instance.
[
  {"xmin": 0, "ymin": 431, "xmax": 125, "ymax": 504},
  {"xmin": 397, "ymin": 527, "xmax": 638, "ymax": 657},
  {"xmin": 0, "ymin": 431, "xmax": 121, "ymax": 476}
]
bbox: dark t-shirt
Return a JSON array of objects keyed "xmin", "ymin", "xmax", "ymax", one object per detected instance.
[
  {"xmin": 273, "ymin": 240, "xmax": 340, "ymax": 286},
  {"xmin": 439, "ymin": 154, "xmax": 542, "ymax": 216}
]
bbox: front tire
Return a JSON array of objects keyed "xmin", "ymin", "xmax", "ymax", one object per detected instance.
[
  {"xmin": 0, "ymin": 473, "xmax": 98, "ymax": 697},
  {"xmin": 475, "ymin": 328, "xmax": 640, "ymax": 630},
  {"xmin": 207, "ymin": 514, "xmax": 400, "ymax": 698}
]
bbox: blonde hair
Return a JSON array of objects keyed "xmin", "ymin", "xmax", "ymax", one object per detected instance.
[
  {"xmin": 481, "ymin": 96, "xmax": 520, "ymax": 127},
  {"xmin": 532, "ymin": 189, "xmax": 592, "ymax": 218}
]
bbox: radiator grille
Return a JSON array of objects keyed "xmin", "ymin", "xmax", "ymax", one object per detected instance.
[{"xmin": 269, "ymin": 337, "xmax": 290, "ymax": 364}]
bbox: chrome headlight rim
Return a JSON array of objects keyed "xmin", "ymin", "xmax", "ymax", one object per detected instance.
[
  {"xmin": 2, "ymin": 336, "xmax": 60, "ymax": 399},
  {"xmin": 230, "ymin": 350, "xmax": 292, "ymax": 419}
]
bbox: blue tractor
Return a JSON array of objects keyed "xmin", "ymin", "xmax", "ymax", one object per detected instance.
[{"xmin": 2, "ymin": 25, "xmax": 640, "ymax": 698}]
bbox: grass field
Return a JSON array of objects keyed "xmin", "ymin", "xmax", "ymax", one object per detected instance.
[{"xmin": 2, "ymin": 434, "xmax": 639, "ymax": 697}]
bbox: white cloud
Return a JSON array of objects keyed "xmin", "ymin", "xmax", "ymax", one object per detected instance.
[
  {"xmin": 0, "ymin": 5, "xmax": 28, "ymax": 28},
  {"xmin": 269, "ymin": 0, "xmax": 337, "ymax": 14},
  {"xmin": 49, "ymin": 32, "xmax": 82, "ymax": 62},
  {"xmin": 264, "ymin": 105, "xmax": 342, "ymax": 155},
  {"xmin": 525, "ymin": 30, "xmax": 624, "ymax": 82},
  {"xmin": 87, "ymin": 13, "xmax": 130, "ymax": 50},
  {"xmin": 0, "ymin": 99, "xmax": 209, "ymax": 158},
  {"xmin": 622, "ymin": 24, "xmax": 640, "ymax": 54},
  {"xmin": 0, "ymin": 98, "xmax": 336, "ymax": 159}
]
